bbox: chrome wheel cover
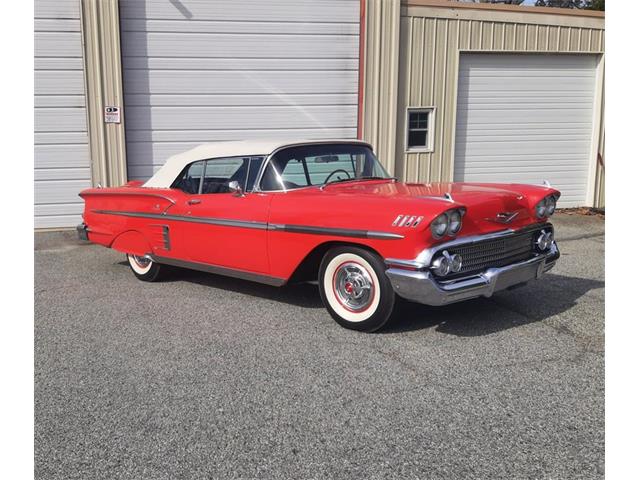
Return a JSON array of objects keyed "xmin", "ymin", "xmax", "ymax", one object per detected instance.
[
  {"xmin": 132, "ymin": 255, "xmax": 151, "ymax": 268},
  {"xmin": 332, "ymin": 262, "xmax": 374, "ymax": 312}
]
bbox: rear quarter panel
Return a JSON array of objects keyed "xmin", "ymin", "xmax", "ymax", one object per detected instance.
[{"xmin": 80, "ymin": 187, "xmax": 180, "ymax": 258}]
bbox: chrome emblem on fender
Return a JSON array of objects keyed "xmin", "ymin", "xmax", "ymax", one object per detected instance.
[
  {"xmin": 491, "ymin": 212, "xmax": 519, "ymax": 224},
  {"xmin": 392, "ymin": 215, "xmax": 424, "ymax": 228}
]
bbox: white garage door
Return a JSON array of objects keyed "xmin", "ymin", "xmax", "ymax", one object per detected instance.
[
  {"xmin": 454, "ymin": 54, "xmax": 597, "ymax": 207},
  {"xmin": 35, "ymin": 0, "xmax": 91, "ymax": 228},
  {"xmin": 119, "ymin": 0, "xmax": 360, "ymax": 181}
]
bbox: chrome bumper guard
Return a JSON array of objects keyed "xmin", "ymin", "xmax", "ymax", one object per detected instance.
[{"xmin": 385, "ymin": 241, "xmax": 559, "ymax": 306}]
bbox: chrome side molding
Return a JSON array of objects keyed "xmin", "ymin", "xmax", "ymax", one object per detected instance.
[
  {"xmin": 150, "ymin": 255, "xmax": 287, "ymax": 287},
  {"xmin": 93, "ymin": 210, "xmax": 404, "ymax": 240}
]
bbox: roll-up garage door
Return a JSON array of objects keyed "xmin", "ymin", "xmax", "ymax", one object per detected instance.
[
  {"xmin": 454, "ymin": 54, "xmax": 597, "ymax": 207},
  {"xmin": 35, "ymin": 0, "xmax": 91, "ymax": 228},
  {"xmin": 119, "ymin": 0, "xmax": 361, "ymax": 181}
]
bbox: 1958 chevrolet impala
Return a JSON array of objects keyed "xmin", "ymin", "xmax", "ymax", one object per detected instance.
[{"xmin": 78, "ymin": 140, "xmax": 559, "ymax": 332}]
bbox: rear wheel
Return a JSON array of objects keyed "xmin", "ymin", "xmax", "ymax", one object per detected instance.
[
  {"xmin": 318, "ymin": 246, "xmax": 395, "ymax": 332},
  {"xmin": 127, "ymin": 254, "xmax": 163, "ymax": 282}
]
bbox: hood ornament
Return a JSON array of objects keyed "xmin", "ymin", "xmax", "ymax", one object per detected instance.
[
  {"xmin": 444, "ymin": 192, "xmax": 454, "ymax": 202},
  {"xmin": 542, "ymin": 179, "xmax": 552, "ymax": 187},
  {"xmin": 489, "ymin": 211, "xmax": 519, "ymax": 224}
]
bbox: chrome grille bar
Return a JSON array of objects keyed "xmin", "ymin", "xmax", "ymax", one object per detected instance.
[{"xmin": 436, "ymin": 225, "xmax": 549, "ymax": 277}]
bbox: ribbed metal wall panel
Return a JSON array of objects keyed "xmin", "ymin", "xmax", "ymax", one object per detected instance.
[
  {"xmin": 362, "ymin": 0, "xmax": 401, "ymax": 174},
  {"xmin": 35, "ymin": 0, "xmax": 91, "ymax": 228},
  {"xmin": 362, "ymin": 1, "xmax": 604, "ymax": 206},
  {"xmin": 120, "ymin": 0, "xmax": 360, "ymax": 180}
]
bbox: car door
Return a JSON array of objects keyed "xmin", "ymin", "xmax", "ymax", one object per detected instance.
[{"xmin": 174, "ymin": 156, "xmax": 271, "ymax": 273}]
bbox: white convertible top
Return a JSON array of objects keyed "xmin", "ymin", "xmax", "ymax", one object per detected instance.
[{"xmin": 143, "ymin": 139, "xmax": 371, "ymax": 188}]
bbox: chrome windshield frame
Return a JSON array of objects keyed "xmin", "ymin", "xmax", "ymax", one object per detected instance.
[{"xmin": 251, "ymin": 140, "xmax": 386, "ymax": 194}]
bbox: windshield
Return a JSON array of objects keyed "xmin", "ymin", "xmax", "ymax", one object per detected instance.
[{"xmin": 259, "ymin": 144, "xmax": 391, "ymax": 191}]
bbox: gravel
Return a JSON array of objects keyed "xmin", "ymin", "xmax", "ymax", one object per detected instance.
[{"xmin": 34, "ymin": 213, "xmax": 605, "ymax": 479}]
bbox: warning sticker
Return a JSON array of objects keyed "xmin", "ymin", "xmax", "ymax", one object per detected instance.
[{"xmin": 104, "ymin": 106, "xmax": 121, "ymax": 124}]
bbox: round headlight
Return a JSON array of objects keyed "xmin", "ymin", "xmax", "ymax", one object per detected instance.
[
  {"xmin": 535, "ymin": 199, "xmax": 547, "ymax": 218},
  {"xmin": 431, "ymin": 213, "xmax": 448, "ymax": 239},
  {"xmin": 545, "ymin": 196, "xmax": 556, "ymax": 216},
  {"xmin": 447, "ymin": 210, "xmax": 462, "ymax": 235}
]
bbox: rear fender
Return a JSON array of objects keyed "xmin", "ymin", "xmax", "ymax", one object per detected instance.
[{"xmin": 110, "ymin": 230, "xmax": 151, "ymax": 256}]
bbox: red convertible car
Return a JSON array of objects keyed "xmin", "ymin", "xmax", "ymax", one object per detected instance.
[{"xmin": 78, "ymin": 140, "xmax": 559, "ymax": 332}]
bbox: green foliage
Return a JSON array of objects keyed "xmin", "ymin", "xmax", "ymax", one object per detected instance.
[
  {"xmin": 534, "ymin": 0, "xmax": 604, "ymax": 9},
  {"xmin": 586, "ymin": 0, "xmax": 605, "ymax": 10}
]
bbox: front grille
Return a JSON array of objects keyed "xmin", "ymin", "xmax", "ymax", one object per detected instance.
[{"xmin": 437, "ymin": 224, "xmax": 551, "ymax": 278}]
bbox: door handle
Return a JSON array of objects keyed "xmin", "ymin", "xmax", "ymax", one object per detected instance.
[{"xmin": 187, "ymin": 199, "xmax": 201, "ymax": 205}]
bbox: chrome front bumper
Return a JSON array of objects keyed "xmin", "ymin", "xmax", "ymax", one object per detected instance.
[{"xmin": 385, "ymin": 241, "xmax": 559, "ymax": 307}]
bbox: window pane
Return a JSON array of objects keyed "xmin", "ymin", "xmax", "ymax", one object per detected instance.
[
  {"xmin": 280, "ymin": 159, "xmax": 308, "ymax": 187},
  {"xmin": 260, "ymin": 144, "xmax": 390, "ymax": 191},
  {"xmin": 305, "ymin": 154, "xmax": 355, "ymax": 185},
  {"xmin": 408, "ymin": 130, "xmax": 427, "ymax": 148},
  {"xmin": 409, "ymin": 112, "xmax": 428, "ymax": 129},
  {"xmin": 202, "ymin": 157, "xmax": 245, "ymax": 194},
  {"xmin": 173, "ymin": 161, "xmax": 204, "ymax": 194}
]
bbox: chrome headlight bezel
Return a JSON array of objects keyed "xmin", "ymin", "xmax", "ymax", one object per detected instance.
[
  {"xmin": 447, "ymin": 210, "xmax": 462, "ymax": 236},
  {"xmin": 430, "ymin": 213, "xmax": 449, "ymax": 239},
  {"xmin": 430, "ymin": 208, "xmax": 465, "ymax": 239},
  {"xmin": 535, "ymin": 194, "xmax": 559, "ymax": 219},
  {"xmin": 545, "ymin": 196, "xmax": 557, "ymax": 216}
]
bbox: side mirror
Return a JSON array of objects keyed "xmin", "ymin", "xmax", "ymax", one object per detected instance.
[{"xmin": 228, "ymin": 180, "xmax": 244, "ymax": 196}]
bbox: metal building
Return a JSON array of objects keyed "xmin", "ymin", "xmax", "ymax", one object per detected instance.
[
  {"xmin": 362, "ymin": 0, "xmax": 605, "ymax": 208},
  {"xmin": 34, "ymin": 0, "xmax": 604, "ymax": 229}
]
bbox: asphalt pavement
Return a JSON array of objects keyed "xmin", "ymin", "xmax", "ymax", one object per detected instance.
[{"xmin": 34, "ymin": 213, "xmax": 605, "ymax": 479}]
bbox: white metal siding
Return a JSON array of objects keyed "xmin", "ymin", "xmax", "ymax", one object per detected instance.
[
  {"xmin": 35, "ymin": 0, "xmax": 91, "ymax": 228},
  {"xmin": 120, "ymin": 0, "xmax": 361, "ymax": 180},
  {"xmin": 454, "ymin": 54, "xmax": 597, "ymax": 207}
]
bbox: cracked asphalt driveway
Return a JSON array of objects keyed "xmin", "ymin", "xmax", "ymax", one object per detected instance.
[{"xmin": 34, "ymin": 213, "xmax": 604, "ymax": 479}]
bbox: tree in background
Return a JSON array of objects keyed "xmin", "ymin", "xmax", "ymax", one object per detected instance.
[
  {"xmin": 534, "ymin": 0, "xmax": 605, "ymax": 9},
  {"xmin": 478, "ymin": 0, "xmax": 525, "ymax": 4}
]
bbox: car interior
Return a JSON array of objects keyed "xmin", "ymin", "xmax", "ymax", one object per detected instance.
[{"xmin": 172, "ymin": 157, "xmax": 263, "ymax": 195}]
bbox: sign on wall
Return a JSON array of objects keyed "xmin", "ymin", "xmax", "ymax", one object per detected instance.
[{"xmin": 104, "ymin": 106, "xmax": 121, "ymax": 124}]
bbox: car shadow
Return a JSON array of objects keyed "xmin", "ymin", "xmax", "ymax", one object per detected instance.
[
  {"xmin": 119, "ymin": 262, "xmax": 603, "ymax": 336},
  {"xmin": 119, "ymin": 261, "xmax": 325, "ymax": 309},
  {"xmin": 386, "ymin": 273, "xmax": 604, "ymax": 336}
]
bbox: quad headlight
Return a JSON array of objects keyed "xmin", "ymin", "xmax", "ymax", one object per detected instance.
[
  {"xmin": 534, "ymin": 195, "xmax": 559, "ymax": 219},
  {"xmin": 448, "ymin": 210, "xmax": 462, "ymax": 235},
  {"xmin": 545, "ymin": 196, "xmax": 557, "ymax": 216},
  {"xmin": 430, "ymin": 208, "xmax": 465, "ymax": 239}
]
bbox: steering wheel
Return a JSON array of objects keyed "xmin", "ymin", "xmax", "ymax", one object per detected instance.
[{"xmin": 324, "ymin": 169, "xmax": 351, "ymax": 184}]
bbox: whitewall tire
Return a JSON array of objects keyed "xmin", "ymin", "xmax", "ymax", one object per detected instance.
[
  {"xmin": 127, "ymin": 254, "xmax": 163, "ymax": 282},
  {"xmin": 318, "ymin": 247, "xmax": 395, "ymax": 332}
]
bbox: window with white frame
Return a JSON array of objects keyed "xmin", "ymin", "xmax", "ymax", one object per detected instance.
[{"xmin": 406, "ymin": 108, "xmax": 434, "ymax": 151}]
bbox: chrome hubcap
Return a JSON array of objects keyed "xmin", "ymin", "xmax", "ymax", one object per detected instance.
[
  {"xmin": 132, "ymin": 255, "xmax": 151, "ymax": 268},
  {"xmin": 333, "ymin": 262, "xmax": 373, "ymax": 312}
]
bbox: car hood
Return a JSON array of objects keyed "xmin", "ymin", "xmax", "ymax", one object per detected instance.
[{"xmin": 309, "ymin": 179, "xmax": 559, "ymax": 232}]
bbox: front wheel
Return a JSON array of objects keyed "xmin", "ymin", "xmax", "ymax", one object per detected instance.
[
  {"xmin": 127, "ymin": 254, "xmax": 163, "ymax": 282},
  {"xmin": 318, "ymin": 247, "xmax": 396, "ymax": 332}
]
